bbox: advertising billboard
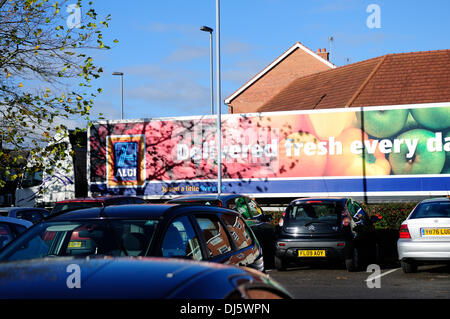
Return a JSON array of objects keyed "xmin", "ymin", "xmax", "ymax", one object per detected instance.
[{"xmin": 88, "ymin": 102, "xmax": 450, "ymax": 199}]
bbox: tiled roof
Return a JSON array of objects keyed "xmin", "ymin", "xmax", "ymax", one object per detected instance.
[{"xmin": 258, "ymin": 49, "xmax": 450, "ymax": 112}]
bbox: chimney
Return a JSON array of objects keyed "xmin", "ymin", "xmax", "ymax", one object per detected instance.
[{"xmin": 316, "ymin": 48, "xmax": 329, "ymax": 61}]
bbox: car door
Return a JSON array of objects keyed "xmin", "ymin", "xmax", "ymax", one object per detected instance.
[
  {"xmin": 160, "ymin": 215, "xmax": 203, "ymax": 261},
  {"xmin": 191, "ymin": 213, "xmax": 238, "ymax": 265},
  {"xmin": 220, "ymin": 213, "xmax": 259, "ymax": 267}
]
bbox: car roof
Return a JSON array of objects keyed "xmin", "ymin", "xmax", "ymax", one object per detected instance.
[
  {"xmin": 48, "ymin": 203, "xmax": 238, "ymax": 221},
  {"xmin": 55, "ymin": 195, "xmax": 141, "ymax": 204},
  {"xmin": 0, "ymin": 216, "xmax": 33, "ymax": 227},
  {"xmin": 419, "ymin": 197, "xmax": 450, "ymax": 204},
  {"xmin": 0, "ymin": 256, "xmax": 250, "ymax": 299},
  {"xmin": 168, "ymin": 194, "xmax": 243, "ymax": 202},
  {"xmin": 289, "ymin": 197, "xmax": 349, "ymax": 204}
]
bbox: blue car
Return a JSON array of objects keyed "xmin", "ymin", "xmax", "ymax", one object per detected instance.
[
  {"xmin": 0, "ymin": 204, "xmax": 264, "ymax": 272},
  {"xmin": 0, "ymin": 256, "xmax": 292, "ymax": 299}
]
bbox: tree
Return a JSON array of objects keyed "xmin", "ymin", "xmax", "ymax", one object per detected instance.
[{"xmin": 0, "ymin": 0, "xmax": 115, "ymax": 187}]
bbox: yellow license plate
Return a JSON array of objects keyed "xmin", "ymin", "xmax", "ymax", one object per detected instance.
[
  {"xmin": 298, "ymin": 250, "xmax": 326, "ymax": 257},
  {"xmin": 68, "ymin": 241, "xmax": 82, "ymax": 248},
  {"xmin": 422, "ymin": 228, "xmax": 450, "ymax": 236}
]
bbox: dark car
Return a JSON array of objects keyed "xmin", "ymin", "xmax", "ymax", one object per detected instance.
[
  {"xmin": 167, "ymin": 194, "xmax": 277, "ymax": 268},
  {"xmin": 0, "ymin": 256, "xmax": 291, "ymax": 299},
  {"xmin": 51, "ymin": 195, "xmax": 145, "ymax": 216},
  {"xmin": 0, "ymin": 204, "xmax": 265, "ymax": 272},
  {"xmin": 0, "ymin": 216, "xmax": 32, "ymax": 249},
  {"xmin": 0, "ymin": 207, "xmax": 50, "ymax": 224},
  {"xmin": 275, "ymin": 197, "xmax": 381, "ymax": 272}
]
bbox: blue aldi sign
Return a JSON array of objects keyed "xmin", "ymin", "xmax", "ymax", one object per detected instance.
[{"xmin": 114, "ymin": 141, "xmax": 138, "ymax": 182}]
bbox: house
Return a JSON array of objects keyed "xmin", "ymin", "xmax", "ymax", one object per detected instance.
[
  {"xmin": 226, "ymin": 46, "xmax": 450, "ymax": 113},
  {"xmin": 225, "ymin": 42, "xmax": 336, "ymax": 114}
]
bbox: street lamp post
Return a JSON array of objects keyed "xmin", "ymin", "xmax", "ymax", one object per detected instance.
[
  {"xmin": 215, "ymin": 0, "xmax": 222, "ymax": 195},
  {"xmin": 112, "ymin": 72, "xmax": 124, "ymax": 119},
  {"xmin": 200, "ymin": 26, "xmax": 214, "ymax": 116}
]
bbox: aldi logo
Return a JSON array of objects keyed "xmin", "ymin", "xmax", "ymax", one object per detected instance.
[
  {"xmin": 114, "ymin": 142, "xmax": 138, "ymax": 181},
  {"xmin": 107, "ymin": 135, "xmax": 145, "ymax": 187}
]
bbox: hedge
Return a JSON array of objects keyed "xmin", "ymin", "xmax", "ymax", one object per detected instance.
[
  {"xmin": 362, "ymin": 202, "xmax": 418, "ymax": 230},
  {"xmin": 266, "ymin": 202, "xmax": 418, "ymax": 230}
]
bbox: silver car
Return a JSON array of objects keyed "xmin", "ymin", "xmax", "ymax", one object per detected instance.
[{"xmin": 397, "ymin": 197, "xmax": 450, "ymax": 273}]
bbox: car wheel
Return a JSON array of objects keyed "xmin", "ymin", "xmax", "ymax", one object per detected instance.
[
  {"xmin": 345, "ymin": 247, "xmax": 359, "ymax": 272},
  {"xmin": 401, "ymin": 260, "xmax": 418, "ymax": 273},
  {"xmin": 274, "ymin": 255, "xmax": 287, "ymax": 271}
]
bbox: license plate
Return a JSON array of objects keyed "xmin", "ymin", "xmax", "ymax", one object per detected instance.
[
  {"xmin": 421, "ymin": 228, "xmax": 450, "ymax": 236},
  {"xmin": 298, "ymin": 250, "xmax": 326, "ymax": 257},
  {"xmin": 68, "ymin": 241, "xmax": 83, "ymax": 248}
]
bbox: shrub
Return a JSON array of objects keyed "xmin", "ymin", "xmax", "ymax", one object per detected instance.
[{"xmin": 362, "ymin": 202, "xmax": 418, "ymax": 230}]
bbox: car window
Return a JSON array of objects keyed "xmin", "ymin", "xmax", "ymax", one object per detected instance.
[
  {"xmin": 288, "ymin": 202, "xmax": 340, "ymax": 225},
  {"xmin": 195, "ymin": 215, "xmax": 232, "ymax": 258},
  {"xmin": 410, "ymin": 202, "xmax": 450, "ymax": 219},
  {"xmin": 246, "ymin": 198, "xmax": 263, "ymax": 219},
  {"xmin": 0, "ymin": 211, "xmax": 8, "ymax": 217},
  {"xmin": 220, "ymin": 214, "xmax": 253, "ymax": 249},
  {"xmin": 0, "ymin": 223, "xmax": 15, "ymax": 249},
  {"xmin": 13, "ymin": 225, "xmax": 28, "ymax": 235},
  {"xmin": 23, "ymin": 211, "xmax": 44, "ymax": 223},
  {"xmin": 0, "ymin": 220, "xmax": 159, "ymax": 262},
  {"xmin": 161, "ymin": 216, "xmax": 202, "ymax": 260}
]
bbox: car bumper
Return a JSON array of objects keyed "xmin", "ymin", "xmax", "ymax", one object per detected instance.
[
  {"xmin": 275, "ymin": 239, "xmax": 349, "ymax": 261},
  {"xmin": 397, "ymin": 239, "xmax": 450, "ymax": 261}
]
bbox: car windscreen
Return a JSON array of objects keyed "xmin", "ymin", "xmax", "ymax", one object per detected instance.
[
  {"xmin": 51, "ymin": 202, "xmax": 104, "ymax": 215},
  {"xmin": 410, "ymin": 202, "xmax": 450, "ymax": 219},
  {"xmin": 286, "ymin": 202, "xmax": 341, "ymax": 226},
  {"xmin": 0, "ymin": 219, "xmax": 159, "ymax": 262}
]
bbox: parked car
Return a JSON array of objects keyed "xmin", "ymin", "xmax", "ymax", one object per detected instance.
[
  {"xmin": 0, "ymin": 216, "xmax": 32, "ymax": 249},
  {"xmin": 50, "ymin": 195, "xmax": 145, "ymax": 216},
  {"xmin": 397, "ymin": 197, "xmax": 450, "ymax": 273},
  {"xmin": 167, "ymin": 194, "xmax": 277, "ymax": 268},
  {"xmin": 0, "ymin": 256, "xmax": 291, "ymax": 299},
  {"xmin": 275, "ymin": 197, "xmax": 381, "ymax": 272},
  {"xmin": 0, "ymin": 204, "xmax": 265, "ymax": 272},
  {"xmin": 0, "ymin": 207, "xmax": 50, "ymax": 224}
]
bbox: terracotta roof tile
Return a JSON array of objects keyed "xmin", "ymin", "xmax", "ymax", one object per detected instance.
[{"xmin": 257, "ymin": 49, "xmax": 450, "ymax": 112}]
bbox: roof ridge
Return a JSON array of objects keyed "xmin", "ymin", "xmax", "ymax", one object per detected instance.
[{"xmin": 345, "ymin": 55, "xmax": 388, "ymax": 107}]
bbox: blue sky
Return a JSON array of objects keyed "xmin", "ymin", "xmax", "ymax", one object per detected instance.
[{"xmin": 83, "ymin": 0, "xmax": 450, "ymax": 123}]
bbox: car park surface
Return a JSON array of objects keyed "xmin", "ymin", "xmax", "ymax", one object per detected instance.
[
  {"xmin": 397, "ymin": 197, "xmax": 450, "ymax": 273},
  {"xmin": 0, "ymin": 216, "xmax": 32, "ymax": 249},
  {"xmin": 0, "ymin": 204, "xmax": 265, "ymax": 272},
  {"xmin": 167, "ymin": 194, "xmax": 277, "ymax": 268},
  {"xmin": 0, "ymin": 256, "xmax": 292, "ymax": 299},
  {"xmin": 275, "ymin": 197, "xmax": 380, "ymax": 272},
  {"xmin": 0, "ymin": 207, "xmax": 49, "ymax": 224},
  {"xmin": 50, "ymin": 195, "xmax": 145, "ymax": 216}
]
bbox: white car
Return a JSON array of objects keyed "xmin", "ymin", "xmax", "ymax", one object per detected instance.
[
  {"xmin": 0, "ymin": 216, "xmax": 33, "ymax": 249},
  {"xmin": 397, "ymin": 197, "xmax": 450, "ymax": 273}
]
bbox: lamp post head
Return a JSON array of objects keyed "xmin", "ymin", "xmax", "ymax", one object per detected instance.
[
  {"xmin": 112, "ymin": 72, "xmax": 123, "ymax": 76},
  {"xmin": 200, "ymin": 26, "xmax": 213, "ymax": 33}
]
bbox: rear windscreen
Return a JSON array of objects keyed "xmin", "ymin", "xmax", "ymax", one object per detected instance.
[
  {"xmin": 410, "ymin": 202, "xmax": 450, "ymax": 219},
  {"xmin": 287, "ymin": 202, "xmax": 341, "ymax": 225}
]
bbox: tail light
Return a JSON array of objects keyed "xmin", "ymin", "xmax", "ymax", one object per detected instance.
[
  {"xmin": 341, "ymin": 210, "xmax": 350, "ymax": 227},
  {"xmin": 278, "ymin": 211, "xmax": 286, "ymax": 227},
  {"xmin": 399, "ymin": 224, "xmax": 411, "ymax": 239}
]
